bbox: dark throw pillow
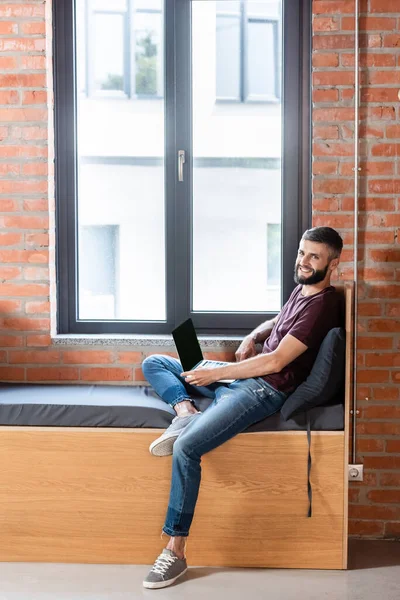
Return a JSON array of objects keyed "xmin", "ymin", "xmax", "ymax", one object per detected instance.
[{"xmin": 280, "ymin": 327, "xmax": 346, "ymax": 421}]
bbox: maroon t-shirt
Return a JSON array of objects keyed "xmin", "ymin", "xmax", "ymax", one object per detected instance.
[{"xmin": 262, "ymin": 285, "xmax": 342, "ymax": 396}]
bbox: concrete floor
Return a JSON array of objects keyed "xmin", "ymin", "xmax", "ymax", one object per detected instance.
[{"xmin": 0, "ymin": 540, "xmax": 399, "ymax": 599}]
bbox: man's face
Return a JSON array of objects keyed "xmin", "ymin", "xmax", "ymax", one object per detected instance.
[{"xmin": 294, "ymin": 240, "xmax": 336, "ymax": 285}]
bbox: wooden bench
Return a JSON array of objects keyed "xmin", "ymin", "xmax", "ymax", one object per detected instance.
[{"xmin": 0, "ymin": 283, "xmax": 352, "ymax": 569}]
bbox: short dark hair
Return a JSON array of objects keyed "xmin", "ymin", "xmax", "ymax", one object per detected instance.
[{"xmin": 301, "ymin": 227, "xmax": 343, "ymax": 259}]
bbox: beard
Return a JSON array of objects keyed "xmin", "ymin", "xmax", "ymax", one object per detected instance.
[{"xmin": 294, "ymin": 262, "xmax": 329, "ymax": 285}]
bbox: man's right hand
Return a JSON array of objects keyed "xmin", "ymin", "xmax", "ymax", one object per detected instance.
[{"xmin": 235, "ymin": 336, "xmax": 257, "ymax": 362}]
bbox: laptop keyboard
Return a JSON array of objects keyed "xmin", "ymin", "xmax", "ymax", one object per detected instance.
[{"xmin": 201, "ymin": 360, "xmax": 229, "ymax": 368}]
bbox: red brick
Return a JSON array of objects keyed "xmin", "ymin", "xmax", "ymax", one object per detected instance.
[
  {"xmin": 370, "ymin": 249, "xmax": 400, "ymax": 263},
  {"xmin": 0, "ymin": 91, "xmax": 19, "ymax": 105},
  {"xmin": 369, "ymin": 285, "xmax": 400, "ymax": 299},
  {"xmin": 357, "ymin": 370, "xmax": 391, "ymax": 383},
  {"xmin": 27, "ymin": 367, "xmax": 79, "ymax": 382},
  {"xmin": 0, "ymin": 250, "xmax": 48, "ymax": 263},
  {"xmin": 80, "ymin": 367, "xmax": 132, "ymax": 382},
  {"xmin": 385, "ymin": 523, "xmax": 400, "ymax": 537},
  {"xmin": 349, "ymin": 505, "xmax": 400, "ymax": 520},
  {"xmin": 368, "ymin": 72, "xmax": 400, "ymax": 86},
  {"xmin": 386, "ymin": 304, "xmax": 400, "ymax": 317},
  {"xmin": 360, "ymin": 106, "xmax": 396, "ymax": 120},
  {"xmin": 349, "ymin": 520, "xmax": 384, "ymax": 536},
  {"xmin": 0, "ymin": 56, "xmax": 18, "ymax": 70},
  {"xmin": 313, "ymin": 142, "xmax": 353, "ymax": 157},
  {"xmin": 0, "ymin": 163, "xmax": 20, "ymax": 176},
  {"xmin": 26, "ymin": 334, "xmax": 51, "ymax": 347},
  {"xmin": 0, "ymin": 299, "xmax": 21, "ymax": 313},
  {"xmin": 357, "ymin": 438, "xmax": 385, "ymax": 453},
  {"xmin": 359, "ymin": 423, "xmax": 400, "ymax": 436},
  {"xmin": 0, "ymin": 283, "xmax": 48, "ymax": 297},
  {"xmin": 23, "ymin": 266, "xmax": 48, "ymax": 281},
  {"xmin": 348, "ymin": 488, "xmax": 360, "ymax": 503},
  {"xmin": 25, "ymin": 301, "xmax": 50, "ymax": 314},
  {"xmin": 0, "ymin": 145, "xmax": 47, "ymax": 158},
  {"xmin": 21, "ymin": 22, "xmax": 46, "ymax": 35},
  {"xmin": 340, "ymin": 88, "xmax": 354, "ymax": 101},
  {"xmin": 313, "ymin": 214, "xmax": 354, "ymax": 228},
  {"xmin": 363, "ymin": 404, "xmax": 400, "ymax": 418},
  {"xmin": 313, "ymin": 17, "xmax": 339, "ymax": 32},
  {"xmin": 23, "ymin": 198, "xmax": 48, "ymax": 211},
  {"xmin": 0, "ymin": 180, "xmax": 48, "ymax": 195},
  {"xmin": 0, "ymin": 366, "xmax": 25, "ymax": 381},
  {"xmin": 62, "ymin": 350, "xmax": 114, "ymax": 364},
  {"xmin": 387, "ymin": 440, "xmax": 400, "ymax": 453},
  {"xmin": 359, "ymin": 231, "xmax": 395, "ymax": 245},
  {"xmin": 314, "ymin": 1, "xmax": 356, "ymax": 14},
  {"xmin": 382, "ymin": 35, "xmax": 400, "ymax": 48},
  {"xmin": 313, "ymin": 71, "xmax": 354, "ymax": 86},
  {"xmin": 357, "ymin": 336, "xmax": 393, "ymax": 350},
  {"xmin": 20, "ymin": 55, "xmax": 46, "ymax": 70},
  {"xmin": 313, "ymin": 179, "xmax": 353, "ymax": 194},
  {"xmin": 312, "ymin": 162, "xmax": 338, "ymax": 176},
  {"xmin": 386, "ymin": 125, "xmax": 400, "ymax": 138},
  {"xmin": 0, "ymin": 266, "xmax": 21, "ymax": 281},
  {"xmin": 374, "ymin": 387, "xmax": 398, "ymax": 400},
  {"xmin": 117, "ymin": 351, "xmax": 144, "ymax": 364},
  {"xmin": 0, "ymin": 38, "xmax": 45, "ymax": 52},
  {"xmin": 9, "ymin": 126, "xmax": 47, "ymax": 140},
  {"xmin": 312, "ymin": 89, "xmax": 339, "ymax": 103},
  {"xmin": 362, "ymin": 88, "xmax": 400, "ymax": 103},
  {"xmin": 9, "ymin": 350, "xmax": 60, "ymax": 364},
  {"xmin": 0, "ymin": 4, "xmax": 45, "ymax": 17},
  {"xmin": 0, "ymin": 233, "xmax": 22, "ymax": 246},
  {"xmin": 313, "ymin": 107, "xmax": 354, "ymax": 122},
  {"xmin": 0, "ymin": 216, "xmax": 48, "ymax": 230},
  {"xmin": 357, "ymin": 303, "xmax": 382, "ymax": 317},
  {"xmin": 1, "ymin": 317, "xmax": 49, "ymax": 332},
  {"xmin": 24, "ymin": 233, "xmax": 49, "ymax": 248},
  {"xmin": 22, "ymin": 91, "xmax": 47, "ymax": 105},
  {"xmin": 367, "ymin": 490, "xmax": 400, "ymax": 504},
  {"xmin": 313, "ymin": 197, "xmax": 340, "ymax": 211},
  {"xmin": 0, "ymin": 74, "xmax": 46, "ymax": 88},
  {"xmin": 0, "ymin": 22, "xmax": 18, "ymax": 34},
  {"xmin": 0, "ymin": 108, "xmax": 47, "ymax": 123},
  {"xmin": 0, "ymin": 335, "xmax": 23, "ymax": 347},
  {"xmin": 370, "ymin": 0, "xmax": 399, "ymax": 11},
  {"xmin": 342, "ymin": 16, "xmax": 396, "ymax": 31},
  {"xmin": 134, "ymin": 367, "xmax": 144, "ymax": 381},
  {"xmin": 313, "ymin": 125, "xmax": 339, "ymax": 140},
  {"xmin": 341, "ymin": 53, "xmax": 396, "ymax": 67},
  {"xmin": 312, "ymin": 53, "xmax": 339, "ymax": 67},
  {"xmin": 368, "ymin": 319, "xmax": 400, "ymax": 333},
  {"xmin": 381, "ymin": 474, "xmax": 400, "ymax": 487}
]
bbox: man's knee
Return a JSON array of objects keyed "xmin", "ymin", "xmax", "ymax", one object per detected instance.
[{"xmin": 142, "ymin": 354, "xmax": 167, "ymax": 377}]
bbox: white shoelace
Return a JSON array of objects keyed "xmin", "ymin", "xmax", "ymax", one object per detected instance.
[{"xmin": 152, "ymin": 553, "xmax": 178, "ymax": 576}]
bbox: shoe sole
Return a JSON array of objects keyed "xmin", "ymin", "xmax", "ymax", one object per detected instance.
[
  {"xmin": 143, "ymin": 567, "xmax": 188, "ymax": 589},
  {"xmin": 149, "ymin": 432, "xmax": 180, "ymax": 457}
]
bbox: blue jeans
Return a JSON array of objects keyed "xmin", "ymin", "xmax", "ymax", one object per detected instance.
[{"xmin": 142, "ymin": 354, "xmax": 287, "ymax": 537}]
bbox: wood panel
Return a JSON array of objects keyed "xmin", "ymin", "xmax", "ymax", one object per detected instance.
[{"xmin": 0, "ymin": 427, "xmax": 345, "ymax": 568}]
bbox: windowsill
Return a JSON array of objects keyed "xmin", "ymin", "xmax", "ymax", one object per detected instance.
[{"xmin": 52, "ymin": 333, "xmax": 242, "ymax": 350}]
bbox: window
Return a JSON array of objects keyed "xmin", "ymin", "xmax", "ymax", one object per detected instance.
[
  {"xmin": 216, "ymin": 0, "xmax": 280, "ymax": 102},
  {"xmin": 54, "ymin": 0, "xmax": 311, "ymax": 335}
]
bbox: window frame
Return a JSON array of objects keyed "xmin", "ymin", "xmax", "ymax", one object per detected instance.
[{"xmin": 54, "ymin": 0, "xmax": 311, "ymax": 336}]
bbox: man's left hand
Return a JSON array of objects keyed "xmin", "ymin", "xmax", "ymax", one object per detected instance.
[{"xmin": 181, "ymin": 368, "xmax": 221, "ymax": 387}]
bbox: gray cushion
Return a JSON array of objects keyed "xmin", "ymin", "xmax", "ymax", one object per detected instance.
[{"xmin": 280, "ymin": 327, "xmax": 346, "ymax": 421}]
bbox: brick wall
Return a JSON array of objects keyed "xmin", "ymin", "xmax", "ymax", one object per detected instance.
[
  {"xmin": 312, "ymin": 0, "xmax": 400, "ymax": 539},
  {"xmin": 0, "ymin": 0, "xmax": 398, "ymax": 538}
]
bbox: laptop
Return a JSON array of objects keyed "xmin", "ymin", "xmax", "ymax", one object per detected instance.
[{"xmin": 172, "ymin": 318, "xmax": 234, "ymax": 384}]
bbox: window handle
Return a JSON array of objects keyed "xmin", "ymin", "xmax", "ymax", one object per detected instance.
[{"xmin": 178, "ymin": 150, "xmax": 185, "ymax": 182}]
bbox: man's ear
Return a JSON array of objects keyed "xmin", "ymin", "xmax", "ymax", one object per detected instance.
[{"xmin": 329, "ymin": 258, "xmax": 339, "ymax": 272}]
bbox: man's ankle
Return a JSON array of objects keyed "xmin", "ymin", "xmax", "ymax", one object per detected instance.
[{"xmin": 174, "ymin": 400, "xmax": 199, "ymax": 417}]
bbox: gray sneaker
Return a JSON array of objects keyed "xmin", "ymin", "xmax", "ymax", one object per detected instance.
[
  {"xmin": 143, "ymin": 548, "xmax": 188, "ymax": 589},
  {"xmin": 149, "ymin": 413, "xmax": 201, "ymax": 456}
]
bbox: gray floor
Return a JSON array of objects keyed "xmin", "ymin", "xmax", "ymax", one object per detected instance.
[{"xmin": 0, "ymin": 540, "xmax": 399, "ymax": 599}]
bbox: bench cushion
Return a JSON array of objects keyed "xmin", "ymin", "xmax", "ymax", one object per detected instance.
[{"xmin": 0, "ymin": 383, "xmax": 343, "ymax": 431}]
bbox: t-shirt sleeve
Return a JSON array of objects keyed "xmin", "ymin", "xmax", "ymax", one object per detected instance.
[{"xmin": 287, "ymin": 296, "xmax": 338, "ymax": 349}]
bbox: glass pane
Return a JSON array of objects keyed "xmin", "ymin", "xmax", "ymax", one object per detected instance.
[
  {"xmin": 93, "ymin": 0, "xmax": 127, "ymax": 10},
  {"xmin": 93, "ymin": 13, "xmax": 124, "ymax": 92},
  {"xmin": 75, "ymin": 0, "xmax": 166, "ymax": 321},
  {"xmin": 192, "ymin": 0, "xmax": 282, "ymax": 313},
  {"xmin": 216, "ymin": 15, "xmax": 241, "ymax": 99},
  {"xmin": 136, "ymin": 0, "xmax": 163, "ymax": 9},
  {"xmin": 247, "ymin": 0, "xmax": 280, "ymax": 16},
  {"xmin": 248, "ymin": 21, "xmax": 276, "ymax": 99},
  {"xmin": 135, "ymin": 12, "xmax": 163, "ymax": 96},
  {"xmin": 216, "ymin": 1, "xmax": 241, "ymax": 13}
]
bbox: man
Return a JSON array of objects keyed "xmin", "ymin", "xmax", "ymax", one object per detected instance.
[{"xmin": 141, "ymin": 226, "xmax": 343, "ymax": 589}]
